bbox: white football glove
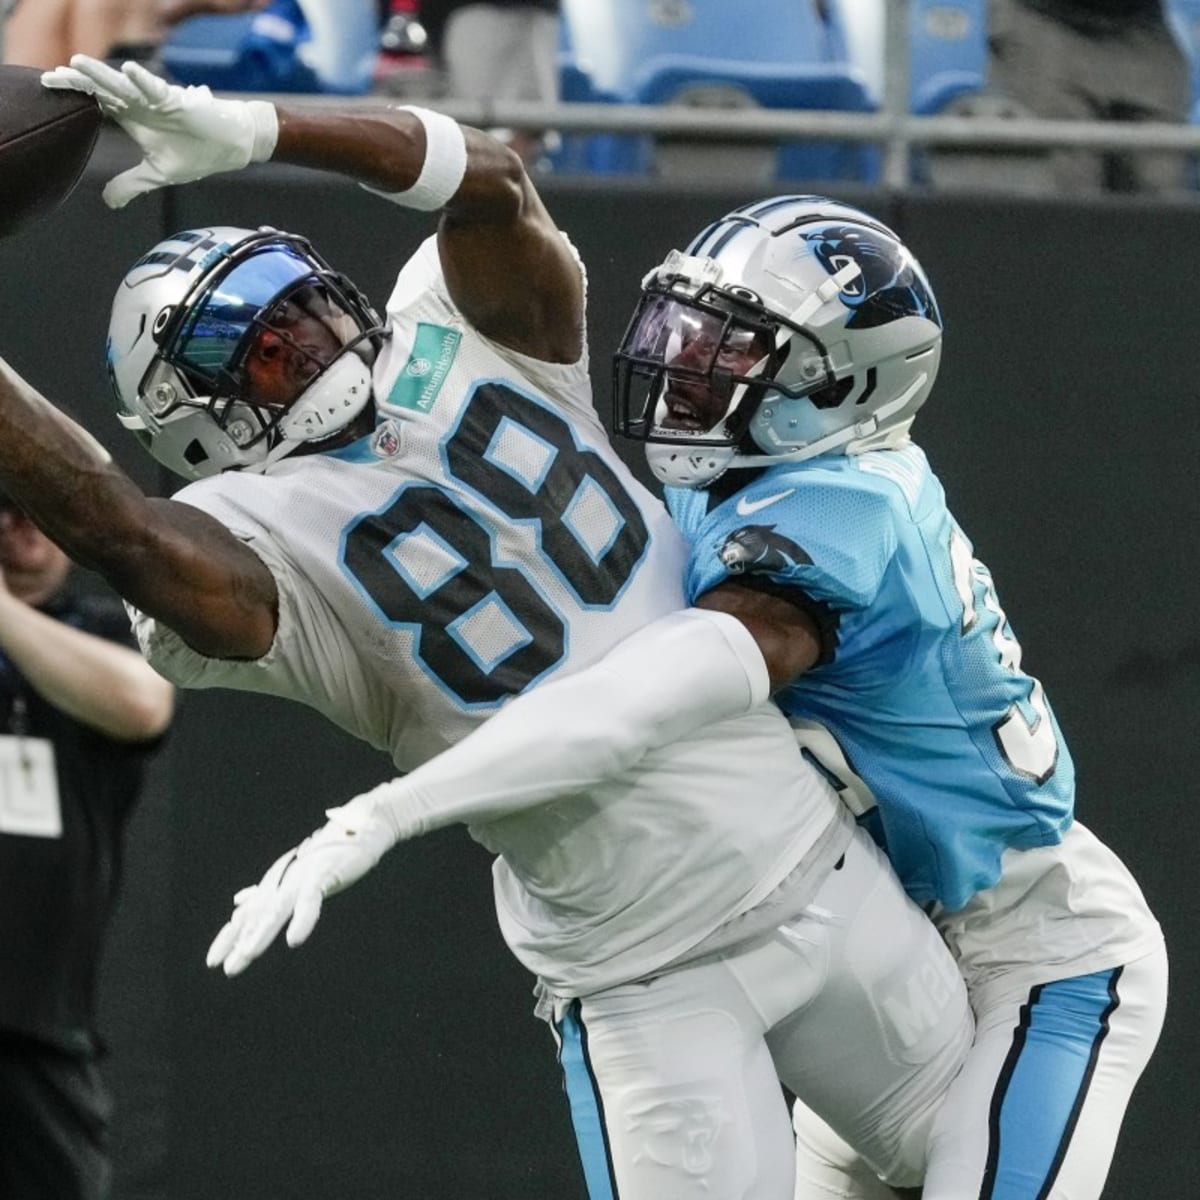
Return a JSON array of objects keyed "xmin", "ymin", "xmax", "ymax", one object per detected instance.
[
  {"xmin": 206, "ymin": 796, "xmax": 397, "ymax": 977},
  {"xmin": 41, "ymin": 54, "xmax": 278, "ymax": 209}
]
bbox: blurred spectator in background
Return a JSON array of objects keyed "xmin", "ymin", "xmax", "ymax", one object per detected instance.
[
  {"xmin": 157, "ymin": 0, "xmax": 379, "ymax": 94},
  {"xmin": 377, "ymin": 0, "xmax": 427, "ymax": 66},
  {"xmin": 0, "ymin": 494, "xmax": 173, "ymax": 1200},
  {"xmin": 7, "ymin": 1, "xmax": 553, "ymax": 115},
  {"xmin": 289, "ymin": 0, "xmax": 378, "ymax": 94},
  {"xmin": 374, "ymin": 0, "xmax": 436, "ymax": 92},
  {"xmin": 160, "ymin": 0, "xmax": 269, "ymax": 21},
  {"xmin": 422, "ymin": 0, "xmax": 560, "ymax": 163},
  {"xmin": 939, "ymin": 0, "xmax": 1191, "ymax": 193},
  {"xmin": 2, "ymin": 0, "xmax": 160, "ymax": 68}
]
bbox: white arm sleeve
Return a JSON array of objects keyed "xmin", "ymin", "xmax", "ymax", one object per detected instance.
[{"xmin": 332, "ymin": 608, "xmax": 769, "ymax": 842}]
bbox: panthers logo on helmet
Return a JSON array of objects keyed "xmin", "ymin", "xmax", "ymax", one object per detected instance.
[
  {"xmin": 717, "ymin": 525, "xmax": 812, "ymax": 575},
  {"xmin": 802, "ymin": 223, "xmax": 939, "ymax": 330}
]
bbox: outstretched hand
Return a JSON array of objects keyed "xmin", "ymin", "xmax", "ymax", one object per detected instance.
[
  {"xmin": 206, "ymin": 800, "xmax": 396, "ymax": 976},
  {"xmin": 41, "ymin": 55, "xmax": 278, "ymax": 209}
]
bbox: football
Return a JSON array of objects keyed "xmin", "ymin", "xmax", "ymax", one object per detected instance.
[{"xmin": 0, "ymin": 64, "xmax": 102, "ymax": 238}]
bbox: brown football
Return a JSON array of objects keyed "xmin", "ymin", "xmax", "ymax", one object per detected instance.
[{"xmin": 0, "ymin": 64, "xmax": 102, "ymax": 238}]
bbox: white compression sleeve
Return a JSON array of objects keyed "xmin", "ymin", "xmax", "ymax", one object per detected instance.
[{"xmin": 332, "ymin": 608, "xmax": 770, "ymax": 842}]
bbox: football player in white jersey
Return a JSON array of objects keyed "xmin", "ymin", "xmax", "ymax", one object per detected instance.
[
  {"xmin": 222, "ymin": 197, "xmax": 1169, "ymax": 1200},
  {"xmin": 0, "ymin": 59, "xmax": 977, "ymax": 1198}
]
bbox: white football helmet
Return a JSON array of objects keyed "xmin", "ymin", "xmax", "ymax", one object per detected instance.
[
  {"xmin": 613, "ymin": 195, "xmax": 943, "ymax": 488},
  {"xmin": 106, "ymin": 226, "xmax": 388, "ymax": 481}
]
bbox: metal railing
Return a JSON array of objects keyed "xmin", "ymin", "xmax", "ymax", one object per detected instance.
[
  {"xmin": 272, "ymin": 93, "xmax": 1200, "ymax": 173},
  {"xmin": 42, "ymin": 0, "xmax": 1200, "ymax": 190},
  {"xmin": 269, "ymin": 0, "xmax": 1200, "ymax": 192}
]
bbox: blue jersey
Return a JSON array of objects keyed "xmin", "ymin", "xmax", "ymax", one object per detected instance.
[{"xmin": 667, "ymin": 443, "xmax": 1074, "ymax": 911}]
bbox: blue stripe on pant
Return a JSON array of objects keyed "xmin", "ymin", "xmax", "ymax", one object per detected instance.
[
  {"xmin": 982, "ymin": 967, "xmax": 1123, "ymax": 1200},
  {"xmin": 557, "ymin": 1000, "xmax": 619, "ymax": 1200}
]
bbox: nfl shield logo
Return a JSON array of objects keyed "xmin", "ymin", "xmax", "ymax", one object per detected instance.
[{"xmin": 372, "ymin": 419, "xmax": 404, "ymax": 458}]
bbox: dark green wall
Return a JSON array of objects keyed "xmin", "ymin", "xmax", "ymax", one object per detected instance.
[{"xmin": 1, "ymin": 141, "xmax": 1194, "ymax": 1198}]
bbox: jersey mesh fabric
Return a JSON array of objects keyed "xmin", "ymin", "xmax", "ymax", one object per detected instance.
[
  {"xmin": 132, "ymin": 234, "xmax": 847, "ymax": 994},
  {"xmin": 669, "ymin": 444, "xmax": 1075, "ymax": 912}
]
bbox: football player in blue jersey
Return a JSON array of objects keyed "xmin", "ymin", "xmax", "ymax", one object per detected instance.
[{"xmin": 605, "ymin": 195, "xmax": 1168, "ymax": 1200}]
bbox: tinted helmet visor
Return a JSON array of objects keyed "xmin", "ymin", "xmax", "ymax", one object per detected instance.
[{"xmin": 614, "ymin": 283, "xmax": 833, "ymax": 446}]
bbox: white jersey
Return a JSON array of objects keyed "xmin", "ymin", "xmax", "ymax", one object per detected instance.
[
  {"xmin": 932, "ymin": 820, "xmax": 1163, "ymax": 1004},
  {"xmin": 132, "ymin": 234, "xmax": 850, "ymax": 994}
]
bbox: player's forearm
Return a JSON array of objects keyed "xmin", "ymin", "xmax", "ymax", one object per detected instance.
[
  {"xmin": 0, "ymin": 360, "xmax": 275, "ymax": 659},
  {"xmin": 273, "ymin": 107, "xmax": 429, "ymax": 192},
  {"xmin": 0, "ymin": 592, "xmax": 173, "ymax": 739},
  {"xmin": 335, "ymin": 608, "xmax": 771, "ymax": 841},
  {"xmin": 0, "ymin": 359, "xmax": 151, "ymax": 572},
  {"xmin": 271, "ymin": 105, "xmax": 584, "ymax": 361},
  {"xmin": 273, "ymin": 108, "xmax": 521, "ymax": 218}
]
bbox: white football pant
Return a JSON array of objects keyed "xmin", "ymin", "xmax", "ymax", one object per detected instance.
[
  {"xmin": 551, "ymin": 829, "xmax": 973, "ymax": 1200},
  {"xmin": 792, "ymin": 942, "xmax": 1168, "ymax": 1199}
]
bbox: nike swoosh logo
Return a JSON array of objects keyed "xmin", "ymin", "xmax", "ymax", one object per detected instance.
[{"xmin": 735, "ymin": 488, "xmax": 796, "ymax": 516}]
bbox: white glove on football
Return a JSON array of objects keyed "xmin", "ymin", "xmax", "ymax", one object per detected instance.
[
  {"xmin": 41, "ymin": 55, "xmax": 278, "ymax": 209},
  {"xmin": 205, "ymin": 796, "xmax": 396, "ymax": 977}
]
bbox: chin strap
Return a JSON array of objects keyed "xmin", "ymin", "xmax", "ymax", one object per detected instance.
[
  {"xmin": 782, "ymin": 260, "xmax": 863, "ymax": 330},
  {"xmin": 277, "ymin": 353, "xmax": 373, "ymax": 444},
  {"xmin": 233, "ymin": 353, "xmax": 375, "ymax": 474},
  {"xmin": 228, "ymin": 354, "xmax": 372, "ymax": 476}
]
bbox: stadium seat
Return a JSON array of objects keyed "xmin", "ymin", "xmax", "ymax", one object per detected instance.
[
  {"xmin": 905, "ymin": 0, "xmax": 993, "ymax": 185},
  {"xmin": 555, "ymin": 0, "xmax": 878, "ymax": 183},
  {"xmin": 1164, "ymin": 0, "xmax": 1200, "ymax": 122},
  {"xmin": 555, "ymin": 10, "xmax": 650, "ymax": 176},
  {"xmin": 1163, "ymin": 0, "xmax": 1200, "ymax": 188},
  {"xmin": 908, "ymin": 0, "xmax": 988, "ymax": 116}
]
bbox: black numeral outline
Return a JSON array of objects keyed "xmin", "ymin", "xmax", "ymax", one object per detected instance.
[{"xmin": 339, "ymin": 382, "xmax": 649, "ymax": 706}]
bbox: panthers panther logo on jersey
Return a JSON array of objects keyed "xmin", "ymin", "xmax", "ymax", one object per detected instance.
[{"xmin": 716, "ymin": 525, "xmax": 812, "ymax": 575}]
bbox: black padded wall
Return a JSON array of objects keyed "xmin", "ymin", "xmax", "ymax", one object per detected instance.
[{"xmin": 1, "ymin": 147, "xmax": 1193, "ymax": 1198}]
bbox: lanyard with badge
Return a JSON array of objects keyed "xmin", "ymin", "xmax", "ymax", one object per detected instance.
[{"xmin": 0, "ymin": 651, "xmax": 61, "ymax": 838}]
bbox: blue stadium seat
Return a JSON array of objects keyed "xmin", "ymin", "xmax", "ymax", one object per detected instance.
[
  {"xmin": 904, "ymin": 1, "xmax": 990, "ymax": 185},
  {"xmin": 1164, "ymin": 0, "xmax": 1200, "ymax": 122},
  {"xmin": 555, "ymin": 0, "xmax": 878, "ymax": 182},
  {"xmin": 908, "ymin": 0, "xmax": 988, "ymax": 116},
  {"xmin": 555, "ymin": 9, "xmax": 650, "ymax": 175},
  {"xmin": 1163, "ymin": 0, "xmax": 1200, "ymax": 187}
]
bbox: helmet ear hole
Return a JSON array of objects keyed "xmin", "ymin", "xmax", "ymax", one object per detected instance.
[
  {"xmin": 809, "ymin": 377, "xmax": 856, "ymax": 411},
  {"xmin": 152, "ymin": 306, "xmax": 174, "ymax": 342}
]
